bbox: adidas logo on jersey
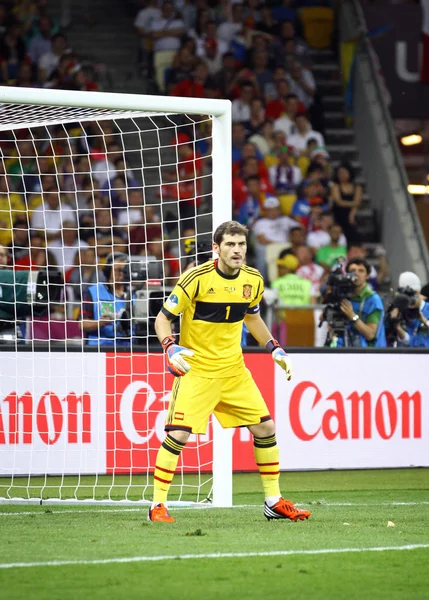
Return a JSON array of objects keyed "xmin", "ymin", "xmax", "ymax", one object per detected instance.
[{"xmin": 207, "ymin": 287, "xmax": 216, "ymax": 294}]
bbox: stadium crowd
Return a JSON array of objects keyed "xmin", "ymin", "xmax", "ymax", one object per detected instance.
[{"xmin": 1, "ymin": 0, "xmax": 428, "ymax": 348}]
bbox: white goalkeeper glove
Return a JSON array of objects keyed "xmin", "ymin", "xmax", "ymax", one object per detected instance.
[
  {"xmin": 266, "ymin": 338, "xmax": 293, "ymax": 381},
  {"xmin": 161, "ymin": 336, "xmax": 194, "ymax": 377}
]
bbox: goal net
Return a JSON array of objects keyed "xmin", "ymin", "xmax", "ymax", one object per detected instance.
[{"xmin": 0, "ymin": 87, "xmax": 232, "ymax": 506}]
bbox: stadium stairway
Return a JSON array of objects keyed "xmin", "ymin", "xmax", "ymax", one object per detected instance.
[
  {"xmin": 310, "ymin": 48, "xmax": 378, "ymax": 242},
  {"xmin": 47, "ymin": 0, "xmax": 146, "ymax": 93}
]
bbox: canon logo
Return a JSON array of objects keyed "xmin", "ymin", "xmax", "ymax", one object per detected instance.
[
  {"xmin": 289, "ymin": 381, "xmax": 422, "ymax": 441},
  {"xmin": 0, "ymin": 392, "xmax": 91, "ymax": 445}
]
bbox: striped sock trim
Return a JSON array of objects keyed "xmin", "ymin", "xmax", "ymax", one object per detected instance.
[
  {"xmin": 253, "ymin": 434, "xmax": 277, "ymax": 449},
  {"xmin": 162, "ymin": 434, "xmax": 186, "ymax": 456}
]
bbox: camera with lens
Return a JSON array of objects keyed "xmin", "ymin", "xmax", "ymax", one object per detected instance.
[
  {"xmin": 0, "ymin": 269, "xmax": 63, "ymax": 338},
  {"xmin": 321, "ymin": 266, "xmax": 358, "ymax": 333},
  {"xmin": 183, "ymin": 238, "xmax": 212, "ymax": 267},
  {"xmin": 384, "ymin": 285, "xmax": 420, "ymax": 346}
]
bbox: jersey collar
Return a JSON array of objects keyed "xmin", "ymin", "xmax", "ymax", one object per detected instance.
[{"xmin": 215, "ymin": 259, "xmax": 241, "ymax": 280}]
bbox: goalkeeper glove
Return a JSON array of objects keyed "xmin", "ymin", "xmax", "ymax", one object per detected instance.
[
  {"xmin": 161, "ymin": 336, "xmax": 194, "ymax": 377},
  {"xmin": 266, "ymin": 338, "xmax": 293, "ymax": 381}
]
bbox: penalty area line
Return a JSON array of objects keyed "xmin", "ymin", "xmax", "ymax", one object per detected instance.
[{"xmin": 1, "ymin": 544, "xmax": 429, "ymax": 570}]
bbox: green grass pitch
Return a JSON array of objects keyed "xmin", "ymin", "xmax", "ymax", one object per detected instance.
[{"xmin": 0, "ymin": 469, "xmax": 428, "ymax": 600}]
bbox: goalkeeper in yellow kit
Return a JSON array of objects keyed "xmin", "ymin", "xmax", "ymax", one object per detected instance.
[{"xmin": 149, "ymin": 220, "xmax": 311, "ymax": 523}]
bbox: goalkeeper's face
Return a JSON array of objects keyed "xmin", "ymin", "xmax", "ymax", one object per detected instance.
[{"xmin": 214, "ymin": 234, "xmax": 247, "ymax": 275}]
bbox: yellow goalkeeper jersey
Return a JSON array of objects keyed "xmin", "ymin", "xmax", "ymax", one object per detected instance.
[{"xmin": 161, "ymin": 260, "xmax": 264, "ymax": 377}]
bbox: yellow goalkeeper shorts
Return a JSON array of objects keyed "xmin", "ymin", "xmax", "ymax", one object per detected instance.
[{"xmin": 165, "ymin": 367, "xmax": 270, "ymax": 434}]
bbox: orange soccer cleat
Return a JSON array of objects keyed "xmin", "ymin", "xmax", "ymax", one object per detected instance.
[
  {"xmin": 148, "ymin": 503, "xmax": 175, "ymax": 523},
  {"xmin": 264, "ymin": 498, "xmax": 311, "ymax": 522}
]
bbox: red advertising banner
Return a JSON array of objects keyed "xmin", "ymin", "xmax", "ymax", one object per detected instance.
[{"xmin": 105, "ymin": 353, "xmax": 275, "ymax": 474}]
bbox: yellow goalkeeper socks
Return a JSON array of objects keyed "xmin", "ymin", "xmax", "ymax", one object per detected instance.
[
  {"xmin": 153, "ymin": 434, "xmax": 185, "ymax": 505},
  {"xmin": 253, "ymin": 434, "xmax": 281, "ymax": 500}
]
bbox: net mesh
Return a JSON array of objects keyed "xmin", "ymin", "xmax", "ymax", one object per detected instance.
[{"xmin": 0, "ymin": 102, "xmax": 219, "ymax": 505}]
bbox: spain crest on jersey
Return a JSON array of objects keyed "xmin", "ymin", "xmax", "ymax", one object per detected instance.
[{"xmin": 242, "ymin": 284, "xmax": 252, "ymax": 299}]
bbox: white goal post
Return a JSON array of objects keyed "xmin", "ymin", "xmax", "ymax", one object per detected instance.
[{"xmin": 0, "ymin": 86, "xmax": 233, "ymax": 507}]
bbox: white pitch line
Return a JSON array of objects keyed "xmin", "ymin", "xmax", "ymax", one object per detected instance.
[
  {"xmin": 0, "ymin": 501, "xmax": 428, "ymax": 516},
  {"xmin": 1, "ymin": 544, "xmax": 429, "ymax": 570}
]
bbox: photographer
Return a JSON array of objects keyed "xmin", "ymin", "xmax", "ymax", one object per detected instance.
[
  {"xmin": 324, "ymin": 258, "xmax": 386, "ymax": 347},
  {"xmin": 387, "ymin": 272, "xmax": 429, "ymax": 348},
  {"xmin": 79, "ymin": 252, "xmax": 135, "ymax": 346}
]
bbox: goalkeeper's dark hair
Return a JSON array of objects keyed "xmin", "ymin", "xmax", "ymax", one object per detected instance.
[{"xmin": 213, "ymin": 221, "xmax": 248, "ymax": 246}]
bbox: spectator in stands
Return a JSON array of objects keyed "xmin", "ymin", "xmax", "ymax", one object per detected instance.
[
  {"xmin": 257, "ymin": 5, "xmax": 280, "ymax": 38},
  {"xmin": 296, "ymin": 244, "xmax": 324, "ymax": 300},
  {"xmin": 0, "ymin": 23, "xmax": 27, "ymax": 84},
  {"xmin": 251, "ymin": 49, "xmax": 275, "ymax": 99},
  {"xmin": 273, "ymin": 93, "xmax": 300, "ymax": 138},
  {"xmin": 286, "ymin": 226, "xmax": 307, "ymax": 257},
  {"xmin": 91, "ymin": 207, "xmax": 128, "ymax": 258},
  {"xmin": 236, "ymin": 175, "xmax": 263, "ymax": 227},
  {"xmin": 38, "ymin": 32, "xmax": 67, "ymax": 83},
  {"xmin": 134, "ymin": 0, "xmax": 161, "ymax": 76},
  {"xmin": 173, "ymin": 132, "xmax": 204, "ymax": 220},
  {"xmin": 268, "ymin": 145, "xmax": 302, "ymax": 196},
  {"xmin": 252, "ymin": 196, "xmax": 297, "ymax": 279},
  {"xmin": 27, "ymin": 14, "xmax": 51, "ymax": 65},
  {"xmin": 11, "ymin": 226, "xmax": 47, "ymax": 271},
  {"xmin": 243, "ymin": 97, "xmax": 266, "ymax": 137},
  {"xmin": 0, "ymin": 245, "xmax": 9, "ymax": 268},
  {"xmin": 212, "ymin": 51, "xmax": 235, "ymax": 98},
  {"xmin": 217, "ymin": 3, "xmax": 244, "ymax": 47},
  {"xmin": 0, "ymin": 172, "xmax": 25, "ymax": 247},
  {"xmin": 232, "ymin": 122, "xmax": 247, "ymax": 163},
  {"xmin": 47, "ymin": 219, "xmax": 88, "ymax": 274},
  {"xmin": 291, "ymin": 179, "xmax": 325, "ymax": 227},
  {"xmin": 265, "ymin": 78, "xmax": 290, "ymax": 120},
  {"xmin": 91, "ymin": 141, "xmax": 123, "ymax": 186},
  {"xmin": 232, "ymin": 80, "xmax": 256, "ymax": 123},
  {"xmin": 271, "ymin": 253, "xmax": 312, "ymax": 306},
  {"xmin": 79, "ymin": 252, "xmax": 135, "ymax": 346},
  {"xmin": 31, "ymin": 191, "xmax": 75, "ymax": 241},
  {"xmin": 67, "ymin": 245, "xmax": 102, "ymax": 303},
  {"xmin": 286, "ymin": 60, "xmax": 316, "ymax": 109},
  {"xmin": 199, "ymin": 37, "xmax": 223, "ymax": 77},
  {"xmin": 170, "ymin": 60, "xmax": 210, "ymax": 98},
  {"xmin": 150, "ymin": 0, "xmax": 185, "ymax": 92},
  {"xmin": 331, "ymin": 162, "xmax": 362, "ymax": 244},
  {"xmin": 249, "ymin": 120, "xmax": 276, "ymax": 158},
  {"xmin": 146, "ymin": 236, "xmax": 179, "ymax": 280},
  {"xmin": 316, "ymin": 223, "xmax": 347, "ymax": 272},
  {"xmin": 288, "ymin": 113, "xmax": 324, "ymax": 154},
  {"xmin": 165, "ymin": 46, "xmax": 196, "ymax": 91},
  {"xmin": 307, "ymin": 212, "xmax": 346, "ymax": 253},
  {"xmin": 129, "ymin": 205, "xmax": 163, "ymax": 256},
  {"xmin": 15, "ymin": 61, "xmax": 37, "ymax": 87},
  {"xmin": 331, "ymin": 258, "xmax": 386, "ymax": 348}
]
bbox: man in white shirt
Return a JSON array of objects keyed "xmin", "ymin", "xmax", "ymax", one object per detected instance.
[
  {"xmin": 31, "ymin": 193, "xmax": 76, "ymax": 241},
  {"xmin": 288, "ymin": 114, "xmax": 324, "ymax": 154},
  {"xmin": 134, "ymin": 0, "xmax": 161, "ymax": 75},
  {"xmin": 286, "ymin": 61, "xmax": 316, "ymax": 109},
  {"xmin": 307, "ymin": 212, "xmax": 347, "ymax": 252},
  {"xmin": 252, "ymin": 196, "xmax": 297, "ymax": 279},
  {"xmin": 273, "ymin": 94, "xmax": 299, "ymax": 139},
  {"xmin": 232, "ymin": 81, "xmax": 255, "ymax": 123},
  {"xmin": 217, "ymin": 3, "xmax": 244, "ymax": 45},
  {"xmin": 48, "ymin": 220, "xmax": 88, "ymax": 272},
  {"xmin": 38, "ymin": 33, "xmax": 67, "ymax": 83},
  {"xmin": 150, "ymin": 0, "xmax": 185, "ymax": 91},
  {"xmin": 295, "ymin": 245, "xmax": 324, "ymax": 299}
]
